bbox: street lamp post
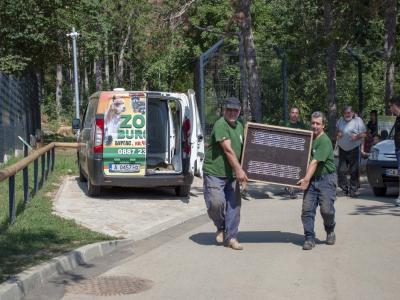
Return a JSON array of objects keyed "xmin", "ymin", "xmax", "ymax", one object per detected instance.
[{"xmin": 67, "ymin": 27, "xmax": 80, "ymax": 120}]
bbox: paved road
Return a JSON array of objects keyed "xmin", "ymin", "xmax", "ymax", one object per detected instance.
[{"xmin": 26, "ymin": 182, "xmax": 400, "ymax": 300}]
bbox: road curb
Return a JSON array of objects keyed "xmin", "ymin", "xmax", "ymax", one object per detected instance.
[{"xmin": 0, "ymin": 239, "xmax": 133, "ymax": 300}]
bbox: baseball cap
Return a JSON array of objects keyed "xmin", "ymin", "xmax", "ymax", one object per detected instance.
[{"xmin": 224, "ymin": 97, "xmax": 241, "ymax": 109}]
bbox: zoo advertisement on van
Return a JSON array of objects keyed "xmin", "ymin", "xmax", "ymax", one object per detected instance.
[{"xmin": 99, "ymin": 93, "xmax": 147, "ymax": 176}]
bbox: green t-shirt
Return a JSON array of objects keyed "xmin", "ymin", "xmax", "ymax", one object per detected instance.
[
  {"xmin": 280, "ymin": 120, "xmax": 307, "ymax": 129},
  {"xmin": 203, "ymin": 117, "xmax": 244, "ymax": 178},
  {"xmin": 311, "ymin": 133, "xmax": 336, "ymax": 177}
]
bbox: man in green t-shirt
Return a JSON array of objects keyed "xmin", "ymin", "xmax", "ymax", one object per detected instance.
[
  {"xmin": 280, "ymin": 106, "xmax": 307, "ymax": 199},
  {"xmin": 297, "ymin": 111, "xmax": 337, "ymax": 250},
  {"xmin": 280, "ymin": 106, "xmax": 307, "ymax": 129},
  {"xmin": 203, "ymin": 97, "xmax": 248, "ymax": 250}
]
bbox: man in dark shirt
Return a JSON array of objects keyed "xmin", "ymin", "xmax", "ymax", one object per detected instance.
[{"xmin": 389, "ymin": 96, "xmax": 400, "ymax": 206}]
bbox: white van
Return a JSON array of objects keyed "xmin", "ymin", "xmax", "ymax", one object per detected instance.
[{"xmin": 75, "ymin": 89, "xmax": 204, "ymax": 197}]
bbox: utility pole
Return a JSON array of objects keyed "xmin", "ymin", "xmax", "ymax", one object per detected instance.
[{"xmin": 67, "ymin": 28, "xmax": 80, "ymax": 120}]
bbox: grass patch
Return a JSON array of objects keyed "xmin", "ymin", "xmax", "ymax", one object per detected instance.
[{"xmin": 0, "ymin": 149, "xmax": 113, "ymax": 283}]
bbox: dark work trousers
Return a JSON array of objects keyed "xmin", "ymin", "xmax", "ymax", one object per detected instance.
[
  {"xmin": 203, "ymin": 173, "xmax": 241, "ymax": 244},
  {"xmin": 301, "ymin": 172, "xmax": 337, "ymax": 240},
  {"xmin": 338, "ymin": 146, "xmax": 360, "ymax": 193}
]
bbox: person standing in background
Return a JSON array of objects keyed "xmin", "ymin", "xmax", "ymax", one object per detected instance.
[
  {"xmin": 280, "ymin": 107, "xmax": 306, "ymax": 198},
  {"xmin": 389, "ymin": 96, "xmax": 400, "ymax": 206},
  {"xmin": 363, "ymin": 110, "xmax": 378, "ymax": 156},
  {"xmin": 280, "ymin": 107, "xmax": 306, "ymax": 129},
  {"xmin": 336, "ymin": 106, "xmax": 366, "ymax": 197}
]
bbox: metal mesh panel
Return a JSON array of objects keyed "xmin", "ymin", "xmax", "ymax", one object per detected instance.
[
  {"xmin": 203, "ymin": 51, "xmax": 241, "ymax": 138},
  {"xmin": 0, "ymin": 73, "xmax": 40, "ymax": 162}
]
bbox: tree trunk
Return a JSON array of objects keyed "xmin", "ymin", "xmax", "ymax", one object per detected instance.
[
  {"xmin": 84, "ymin": 66, "xmax": 89, "ymax": 96},
  {"xmin": 66, "ymin": 40, "xmax": 73, "ymax": 95},
  {"xmin": 239, "ymin": 33, "xmax": 250, "ymax": 121},
  {"xmin": 105, "ymin": 39, "xmax": 110, "ymax": 89},
  {"xmin": 112, "ymin": 47, "xmax": 117, "ymax": 87},
  {"xmin": 324, "ymin": 0, "xmax": 337, "ymax": 139},
  {"xmin": 94, "ymin": 60, "xmax": 103, "ymax": 91},
  {"xmin": 35, "ymin": 71, "xmax": 42, "ymax": 131},
  {"xmin": 235, "ymin": 0, "xmax": 262, "ymax": 122},
  {"xmin": 55, "ymin": 64, "xmax": 62, "ymax": 119},
  {"xmin": 117, "ymin": 23, "xmax": 132, "ymax": 86},
  {"xmin": 130, "ymin": 66, "xmax": 135, "ymax": 88},
  {"xmin": 384, "ymin": 0, "xmax": 397, "ymax": 113}
]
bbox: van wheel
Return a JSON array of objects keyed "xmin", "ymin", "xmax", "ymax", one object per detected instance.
[
  {"xmin": 372, "ymin": 187, "xmax": 386, "ymax": 196},
  {"xmin": 175, "ymin": 185, "xmax": 190, "ymax": 197},
  {"xmin": 87, "ymin": 179, "xmax": 101, "ymax": 197},
  {"xmin": 79, "ymin": 165, "xmax": 87, "ymax": 182}
]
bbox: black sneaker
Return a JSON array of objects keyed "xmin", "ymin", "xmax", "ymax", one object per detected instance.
[
  {"xmin": 302, "ymin": 239, "xmax": 315, "ymax": 250},
  {"xmin": 326, "ymin": 232, "xmax": 336, "ymax": 245}
]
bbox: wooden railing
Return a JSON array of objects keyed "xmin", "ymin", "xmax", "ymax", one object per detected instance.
[{"xmin": 0, "ymin": 142, "xmax": 78, "ymax": 224}]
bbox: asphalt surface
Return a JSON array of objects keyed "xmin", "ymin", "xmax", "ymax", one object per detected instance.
[{"xmin": 23, "ymin": 181, "xmax": 400, "ymax": 300}]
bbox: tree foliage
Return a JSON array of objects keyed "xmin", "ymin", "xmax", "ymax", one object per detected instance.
[{"xmin": 0, "ymin": 0, "xmax": 398, "ymax": 123}]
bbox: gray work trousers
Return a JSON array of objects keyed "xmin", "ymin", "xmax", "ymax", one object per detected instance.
[{"xmin": 203, "ymin": 173, "xmax": 241, "ymax": 243}]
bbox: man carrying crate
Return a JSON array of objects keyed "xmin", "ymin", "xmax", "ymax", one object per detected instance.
[
  {"xmin": 203, "ymin": 97, "xmax": 248, "ymax": 250},
  {"xmin": 297, "ymin": 111, "xmax": 337, "ymax": 250}
]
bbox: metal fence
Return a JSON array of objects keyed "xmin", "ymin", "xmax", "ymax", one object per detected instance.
[
  {"xmin": 195, "ymin": 39, "xmax": 242, "ymax": 139},
  {"xmin": 0, "ymin": 142, "xmax": 77, "ymax": 224},
  {"xmin": 0, "ymin": 73, "xmax": 41, "ymax": 162}
]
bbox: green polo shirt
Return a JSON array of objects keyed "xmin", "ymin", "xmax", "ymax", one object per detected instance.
[
  {"xmin": 312, "ymin": 132, "xmax": 336, "ymax": 177},
  {"xmin": 203, "ymin": 117, "xmax": 244, "ymax": 178},
  {"xmin": 280, "ymin": 120, "xmax": 307, "ymax": 129}
]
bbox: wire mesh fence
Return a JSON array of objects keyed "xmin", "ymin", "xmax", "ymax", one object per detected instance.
[
  {"xmin": 195, "ymin": 42, "xmax": 242, "ymax": 140},
  {"xmin": 0, "ymin": 73, "xmax": 41, "ymax": 163}
]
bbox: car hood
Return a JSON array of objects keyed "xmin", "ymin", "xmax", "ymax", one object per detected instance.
[{"xmin": 373, "ymin": 139, "xmax": 394, "ymax": 154}]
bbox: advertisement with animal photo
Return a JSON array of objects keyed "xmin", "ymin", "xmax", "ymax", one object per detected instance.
[{"xmin": 101, "ymin": 94, "xmax": 147, "ymax": 176}]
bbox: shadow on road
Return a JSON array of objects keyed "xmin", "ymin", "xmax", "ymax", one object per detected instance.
[
  {"xmin": 190, "ymin": 231, "xmax": 323, "ymax": 247},
  {"xmin": 349, "ymin": 204, "xmax": 400, "ymax": 216}
]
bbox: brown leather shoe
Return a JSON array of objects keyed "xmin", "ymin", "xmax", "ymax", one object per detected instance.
[
  {"xmin": 215, "ymin": 230, "xmax": 224, "ymax": 244},
  {"xmin": 227, "ymin": 238, "xmax": 243, "ymax": 250}
]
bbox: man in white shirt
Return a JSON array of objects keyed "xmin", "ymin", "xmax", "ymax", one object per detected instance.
[{"xmin": 336, "ymin": 106, "xmax": 366, "ymax": 197}]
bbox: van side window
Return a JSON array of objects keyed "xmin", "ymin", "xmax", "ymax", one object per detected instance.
[{"xmin": 83, "ymin": 99, "xmax": 97, "ymax": 128}]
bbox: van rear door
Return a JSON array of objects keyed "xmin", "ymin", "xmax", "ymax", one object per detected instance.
[
  {"xmin": 100, "ymin": 92, "xmax": 147, "ymax": 176},
  {"xmin": 187, "ymin": 89, "xmax": 205, "ymax": 177}
]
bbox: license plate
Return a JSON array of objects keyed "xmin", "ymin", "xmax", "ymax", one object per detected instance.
[
  {"xmin": 385, "ymin": 168, "xmax": 398, "ymax": 176},
  {"xmin": 109, "ymin": 163, "xmax": 140, "ymax": 173}
]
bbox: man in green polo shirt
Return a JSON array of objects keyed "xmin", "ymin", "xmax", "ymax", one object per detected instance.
[
  {"xmin": 203, "ymin": 97, "xmax": 248, "ymax": 250},
  {"xmin": 280, "ymin": 106, "xmax": 307, "ymax": 199},
  {"xmin": 297, "ymin": 111, "xmax": 337, "ymax": 250},
  {"xmin": 280, "ymin": 106, "xmax": 307, "ymax": 129}
]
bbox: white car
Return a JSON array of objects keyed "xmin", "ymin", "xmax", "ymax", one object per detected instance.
[{"xmin": 366, "ymin": 132, "xmax": 398, "ymax": 196}]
